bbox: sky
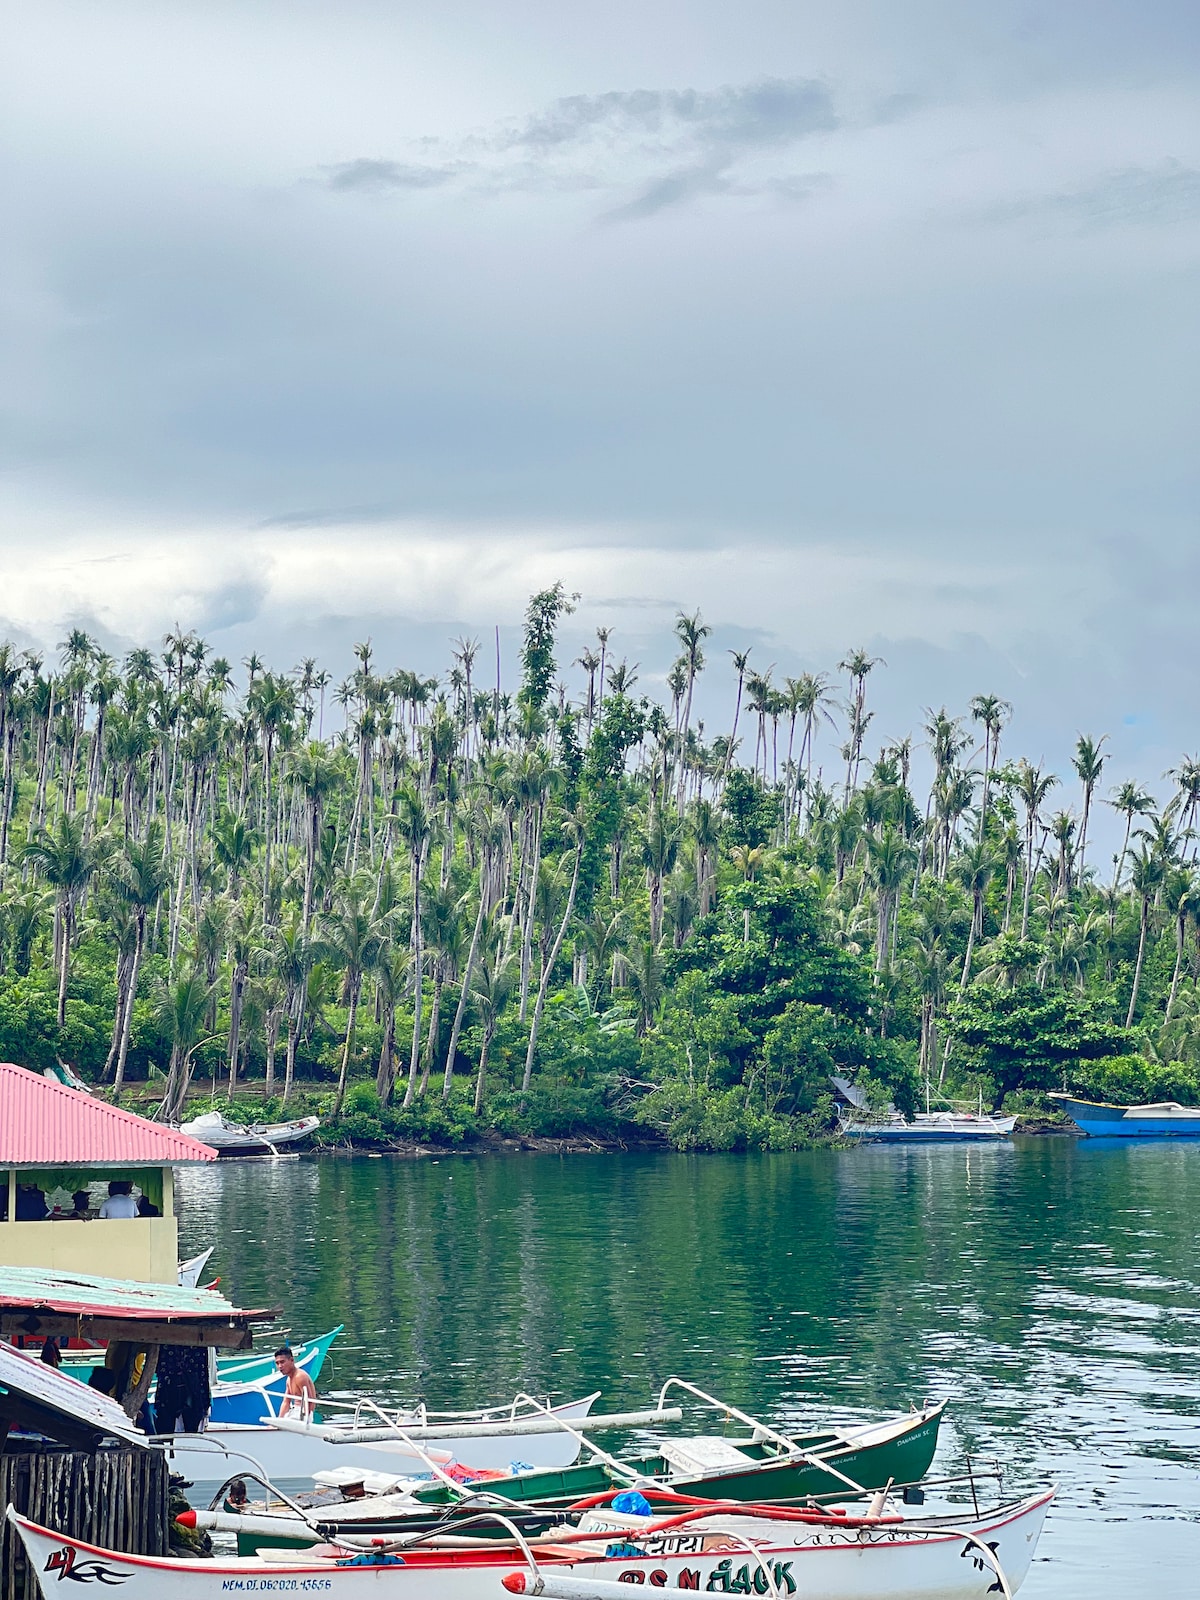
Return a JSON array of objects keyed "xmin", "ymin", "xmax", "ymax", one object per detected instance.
[{"xmin": 2, "ymin": 0, "xmax": 1199, "ymax": 831}]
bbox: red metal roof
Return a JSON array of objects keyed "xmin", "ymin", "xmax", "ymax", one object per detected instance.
[{"xmin": 0, "ymin": 1063, "xmax": 218, "ymax": 1167}]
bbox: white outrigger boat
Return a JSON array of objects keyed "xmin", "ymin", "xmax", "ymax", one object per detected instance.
[
  {"xmin": 179, "ymin": 1110, "xmax": 321, "ymax": 1156},
  {"xmin": 157, "ymin": 1391, "xmax": 618, "ymax": 1486},
  {"xmin": 9, "ymin": 1485, "xmax": 1055, "ymax": 1600},
  {"xmin": 832, "ymin": 1078, "xmax": 1015, "ymax": 1143}
]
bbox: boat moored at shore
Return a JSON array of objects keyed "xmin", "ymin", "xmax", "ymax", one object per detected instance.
[{"xmin": 1049, "ymin": 1093, "xmax": 1200, "ymax": 1137}]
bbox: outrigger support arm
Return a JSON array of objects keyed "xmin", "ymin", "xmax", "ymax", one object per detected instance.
[{"xmin": 652, "ymin": 1377, "xmax": 870, "ymax": 1498}]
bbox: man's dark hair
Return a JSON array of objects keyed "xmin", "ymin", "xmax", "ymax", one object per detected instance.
[{"xmin": 274, "ymin": 1347, "xmax": 295, "ymax": 1361}]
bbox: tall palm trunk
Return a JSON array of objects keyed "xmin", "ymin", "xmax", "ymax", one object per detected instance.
[
  {"xmin": 1167, "ymin": 913, "xmax": 1188, "ymax": 1021},
  {"xmin": 333, "ymin": 979, "xmax": 360, "ymax": 1119},
  {"xmin": 1126, "ymin": 897, "xmax": 1151, "ymax": 1027},
  {"xmin": 283, "ymin": 1007, "xmax": 300, "ymax": 1107},
  {"xmin": 418, "ymin": 973, "xmax": 443, "ymax": 1097},
  {"xmin": 444, "ymin": 881, "xmax": 487, "ymax": 1101},
  {"xmin": 375, "ymin": 998, "xmax": 396, "ymax": 1103},
  {"xmin": 521, "ymin": 842, "xmax": 582, "ymax": 1094},
  {"xmin": 402, "ymin": 866, "xmax": 424, "ymax": 1107},
  {"xmin": 112, "ymin": 914, "xmax": 146, "ymax": 1099},
  {"xmin": 227, "ymin": 960, "xmax": 248, "ymax": 1095},
  {"xmin": 473, "ymin": 1019, "xmax": 496, "ymax": 1115}
]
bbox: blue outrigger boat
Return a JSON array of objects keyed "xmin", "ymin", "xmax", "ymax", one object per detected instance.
[{"xmin": 1050, "ymin": 1093, "xmax": 1200, "ymax": 1138}]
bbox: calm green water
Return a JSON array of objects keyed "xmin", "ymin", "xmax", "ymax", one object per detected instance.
[{"xmin": 176, "ymin": 1140, "xmax": 1200, "ymax": 1596}]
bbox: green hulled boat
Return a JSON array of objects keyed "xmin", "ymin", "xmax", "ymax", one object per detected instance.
[{"xmin": 236, "ymin": 1402, "xmax": 945, "ymax": 1554}]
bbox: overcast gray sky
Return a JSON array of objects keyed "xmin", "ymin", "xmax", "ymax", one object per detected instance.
[{"xmin": 2, "ymin": 0, "xmax": 1198, "ymax": 824}]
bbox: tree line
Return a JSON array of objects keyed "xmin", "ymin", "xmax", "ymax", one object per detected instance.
[{"xmin": 1, "ymin": 588, "xmax": 1196, "ymax": 1148}]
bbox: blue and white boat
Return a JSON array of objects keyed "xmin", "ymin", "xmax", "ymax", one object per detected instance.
[
  {"xmin": 208, "ymin": 1327, "xmax": 342, "ymax": 1423},
  {"xmin": 1050, "ymin": 1093, "xmax": 1200, "ymax": 1138}
]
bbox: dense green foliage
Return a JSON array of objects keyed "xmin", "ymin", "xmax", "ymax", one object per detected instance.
[{"xmin": 1, "ymin": 610, "xmax": 1198, "ymax": 1148}]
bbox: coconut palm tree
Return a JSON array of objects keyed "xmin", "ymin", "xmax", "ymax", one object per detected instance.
[
  {"xmin": 318, "ymin": 885, "xmax": 389, "ymax": 1119},
  {"xmin": 110, "ymin": 825, "xmax": 169, "ymax": 1098},
  {"xmin": 1013, "ymin": 762, "xmax": 1058, "ymax": 938},
  {"xmin": 1126, "ymin": 846, "xmax": 1167, "ymax": 1027},
  {"xmin": 392, "ymin": 785, "xmax": 433, "ymax": 1107},
  {"xmin": 641, "ymin": 804, "xmax": 681, "ymax": 947},
  {"xmin": 471, "ymin": 942, "xmax": 517, "ymax": 1114},
  {"xmin": 1072, "ymin": 735, "xmax": 1107, "ymax": 884},
  {"xmin": 969, "ymin": 694, "xmax": 1010, "ymax": 841},
  {"xmin": 22, "ymin": 811, "xmax": 105, "ymax": 1027},
  {"xmin": 272, "ymin": 915, "xmax": 314, "ymax": 1106},
  {"xmin": 158, "ymin": 967, "xmax": 213, "ymax": 1123},
  {"xmin": 865, "ymin": 825, "xmax": 914, "ymax": 973},
  {"xmin": 839, "ymin": 649, "xmax": 883, "ymax": 799},
  {"xmin": 1108, "ymin": 781, "xmax": 1156, "ymax": 891}
]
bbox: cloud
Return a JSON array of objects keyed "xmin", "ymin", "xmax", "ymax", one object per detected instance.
[
  {"xmin": 323, "ymin": 158, "xmax": 460, "ymax": 192},
  {"xmin": 319, "ymin": 76, "xmax": 840, "ymax": 218},
  {"xmin": 986, "ymin": 160, "xmax": 1200, "ymax": 230},
  {"xmin": 508, "ymin": 78, "xmax": 838, "ymax": 152},
  {"xmin": 256, "ymin": 506, "xmax": 395, "ymax": 529},
  {"xmin": 603, "ymin": 163, "xmax": 731, "ymax": 221}
]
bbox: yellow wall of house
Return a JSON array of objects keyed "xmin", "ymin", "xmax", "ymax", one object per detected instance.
[{"xmin": 0, "ymin": 1216, "xmax": 179, "ymax": 1282}]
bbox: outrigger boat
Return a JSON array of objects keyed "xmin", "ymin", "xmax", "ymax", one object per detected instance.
[
  {"xmin": 179, "ymin": 1109, "xmax": 321, "ymax": 1155},
  {"xmin": 157, "ymin": 1391, "xmax": 609, "ymax": 1486},
  {"xmin": 9, "ymin": 1483, "xmax": 1055, "ymax": 1600},
  {"xmin": 184, "ymin": 1384, "xmax": 946, "ymax": 1551},
  {"xmin": 839, "ymin": 1111, "xmax": 1017, "ymax": 1143},
  {"xmin": 833, "ymin": 1077, "xmax": 1015, "ymax": 1143}
]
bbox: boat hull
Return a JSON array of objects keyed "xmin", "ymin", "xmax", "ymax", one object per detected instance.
[
  {"xmin": 1050, "ymin": 1094, "xmax": 1200, "ymax": 1138},
  {"xmin": 179, "ymin": 1113, "xmax": 321, "ymax": 1154},
  {"xmin": 841, "ymin": 1120, "xmax": 1015, "ymax": 1143},
  {"xmin": 157, "ymin": 1394, "xmax": 601, "ymax": 1487},
  {"xmin": 8, "ymin": 1489, "xmax": 1054, "ymax": 1600}
]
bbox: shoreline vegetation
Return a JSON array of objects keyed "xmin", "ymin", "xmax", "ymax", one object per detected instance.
[{"xmin": 1, "ymin": 588, "xmax": 1198, "ymax": 1152}]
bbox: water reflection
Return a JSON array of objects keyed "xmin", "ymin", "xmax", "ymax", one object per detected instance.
[{"xmin": 176, "ymin": 1140, "xmax": 1200, "ymax": 1596}]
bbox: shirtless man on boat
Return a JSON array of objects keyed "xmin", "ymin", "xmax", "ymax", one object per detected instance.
[{"xmin": 275, "ymin": 1347, "xmax": 317, "ymax": 1417}]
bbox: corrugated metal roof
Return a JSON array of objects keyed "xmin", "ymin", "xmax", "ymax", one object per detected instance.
[
  {"xmin": 0, "ymin": 1062, "xmax": 218, "ymax": 1167},
  {"xmin": 0, "ymin": 1265, "xmax": 274, "ymax": 1322},
  {"xmin": 0, "ymin": 1338, "xmax": 149, "ymax": 1446}
]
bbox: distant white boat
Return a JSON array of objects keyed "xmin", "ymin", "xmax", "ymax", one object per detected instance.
[
  {"xmin": 179, "ymin": 1111, "xmax": 320, "ymax": 1156},
  {"xmin": 839, "ymin": 1110, "xmax": 1017, "ymax": 1142},
  {"xmin": 831, "ymin": 1075, "xmax": 1016, "ymax": 1142}
]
